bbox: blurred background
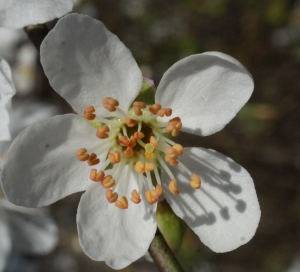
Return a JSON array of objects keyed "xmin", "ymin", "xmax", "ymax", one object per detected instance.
[{"xmin": 1, "ymin": 0, "xmax": 300, "ymax": 271}]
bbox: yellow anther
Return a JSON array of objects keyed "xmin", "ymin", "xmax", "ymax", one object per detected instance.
[
  {"xmin": 84, "ymin": 106, "xmax": 96, "ymax": 120},
  {"xmin": 131, "ymin": 190, "xmax": 141, "ymax": 204},
  {"xmin": 125, "ymin": 118, "xmax": 137, "ymax": 127},
  {"xmin": 157, "ymin": 108, "xmax": 172, "ymax": 117},
  {"xmin": 96, "ymin": 125, "xmax": 110, "ymax": 139},
  {"xmin": 118, "ymin": 135, "xmax": 130, "ymax": 146},
  {"xmin": 134, "ymin": 132, "xmax": 145, "ymax": 139},
  {"xmin": 145, "ymin": 162, "xmax": 156, "ymax": 172},
  {"xmin": 190, "ymin": 174, "xmax": 202, "ymax": 189},
  {"xmin": 76, "ymin": 148, "xmax": 89, "ymax": 161},
  {"xmin": 150, "ymin": 136, "xmax": 158, "ymax": 148},
  {"xmin": 145, "ymin": 143, "xmax": 154, "ymax": 153},
  {"xmin": 172, "ymin": 144, "xmax": 183, "ymax": 155},
  {"xmin": 108, "ymin": 151, "xmax": 121, "ymax": 164},
  {"xmin": 102, "ymin": 97, "xmax": 119, "ymax": 112},
  {"xmin": 101, "ymin": 175, "xmax": 115, "ymax": 189},
  {"xmin": 115, "ymin": 196, "xmax": 128, "ymax": 209},
  {"xmin": 168, "ymin": 179, "xmax": 180, "ymax": 195},
  {"xmin": 148, "ymin": 104, "xmax": 162, "ymax": 115},
  {"xmin": 145, "ymin": 152, "xmax": 155, "ymax": 159},
  {"xmin": 151, "ymin": 185, "xmax": 163, "ymax": 200},
  {"xmin": 106, "ymin": 189, "xmax": 119, "ymax": 203},
  {"xmin": 134, "ymin": 161, "xmax": 145, "ymax": 173},
  {"xmin": 90, "ymin": 169, "xmax": 105, "ymax": 182},
  {"xmin": 165, "ymin": 147, "xmax": 179, "ymax": 159},
  {"xmin": 165, "ymin": 117, "xmax": 182, "ymax": 137},
  {"xmin": 128, "ymin": 136, "xmax": 137, "ymax": 148},
  {"xmin": 133, "ymin": 101, "xmax": 146, "ymax": 116},
  {"xmin": 124, "ymin": 147, "xmax": 134, "ymax": 158},
  {"xmin": 87, "ymin": 153, "xmax": 100, "ymax": 166}
]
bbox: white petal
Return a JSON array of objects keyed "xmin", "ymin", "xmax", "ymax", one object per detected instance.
[
  {"xmin": 0, "ymin": 205, "xmax": 11, "ymax": 272},
  {"xmin": 41, "ymin": 14, "xmax": 143, "ymax": 116},
  {"xmin": 0, "ymin": 0, "xmax": 73, "ymax": 29},
  {"xmin": 156, "ymin": 52, "xmax": 254, "ymax": 136},
  {"xmin": 0, "ymin": 57, "xmax": 16, "ymax": 141},
  {"xmin": 0, "ymin": 199, "xmax": 58, "ymax": 255},
  {"xmin": 77, "ymin": 166, "xmax": 157, "ymax": 270},
  {"xmin": 163, "ymin": 147, "xmax": 260, "ymax": 253},
  {"xmin": 1, "ymin": 114, "xmax": 102, "ymax": 207}
]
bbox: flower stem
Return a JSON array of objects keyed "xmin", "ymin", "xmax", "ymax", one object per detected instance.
[
  {"xmin": 149, "ymin": 229, "xmax": 184, "ymax": 272},
  {"xmin": 24, "ymin": 24, "xmax": 49, "ymax": 52}
]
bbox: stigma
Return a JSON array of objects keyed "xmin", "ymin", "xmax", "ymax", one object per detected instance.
[{"xmin": 76, "ymin": 97, "xmax": 201, "ymax": 209}]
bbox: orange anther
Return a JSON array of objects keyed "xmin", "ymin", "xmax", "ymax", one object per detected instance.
[
  {"xmin": 84, "ymin": 106, "xmax": 96, "ymax": 120},
  {"xmin": 149, "ymin": 104, "xmax": 162, "ymax": 115},
  {"xmin": 87, "ymin": 153, "xmax": 100, "ymax": 166},
  {"xmin": 166, "ymin": 117, "xmax": 182, "ymax": 137},
  {"xmin": 118, "ymin": 135, "xmax": 130, "ymax": 146},
  {"xmin": 128, "ymin": 136, "xmax": 137, "ymax": 148},
  {"xmin": 145, "ymin": 190, "xmax": 156, "ymax": 205},
  {"xmin": 133, "ymin": 101, "xmax": 146, "ymax": 116},
  {"xmin": 124, "ymin": 147, "xmax": 134, "ymax": 158},
  {"xmin": 96, "ymin": 125, "xmax": 110, "ymax": 139},
  {"xmin": 125, "ymin": 118, "xmax": 137, "ymax": 127},
  {"xmin": 102, "ymin": 97, "xmax": 119, "ymax": 112},
  {"xmin": 115, "ymin": 196, "xmax": 128, "ymax": 209},
  {"xmin": 106, "ymin": 189, "xmax": 118, "ymax": 203},
  {"xmin": 90, "ymin": 169, "xmax": 105, "ymax": 182},
  {"xmin": 145, "ymin": 152, "xmax": 155, "ymax": 159},
  {"xmin": 134, "ymin": 161, "xmax": 145, "ymax": 173},
  {"xmin": 131, "ymin": 190, "xmax": 141, "ymax": 204},
  {"xmin": 168, "ymin": 179, "xmax": 180, "ymax": 195},
  {"xmin": 157, "ymin": 108, "xmax": 172, "ymax": 117},
  {"xmin": 108, "ymin": 151, "xmax": 121, "ymax": 164},
  {"xmin": 134, "ymin": 132, "xmax": 144, "ymax": 139},
  {"xmin": 165, "ymin": 157, "xmax": 179, "ymax": 166},
  {"xmin": 172, "ymin": 144, "xmax": 183, "ymax": 155},
  {"xmin": 150, "ymin": 136, "xmax": 158, "ymax": 148},
  {"xmin": 190, "ymin": 174, "xmax": 202, "ymax": 189},
  {"xmin": 165, "ymin": 147, "xmax": 179, "ymax": 159},
  {"xmin": 150, "ymin": 185, "xmax": 163, "ymax": 200},
  {"xmin": 76, "ymin": 148, "xmax": 89, "ymax": 161},
  {"xmin": 102, "ymin": 175, "xmax": 115, "ymax": 189},
  {"xmin": 145, "ymin": 162, "xmax": 156, "ymax": 172}
]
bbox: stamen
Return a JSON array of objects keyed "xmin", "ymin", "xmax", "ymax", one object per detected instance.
[
  {"xmin": 96, "ymin": 125, "xmax": 110, "ymax": 139},
  {"xmin": 102, "ymin": 175, "xmax": 115, "ymax": 189},
  {"xmin": 90, "ymin": 169, "xmax": 105, "ymax": 182},
  {"xmin": 106, "ymin": 189, "xmax": 118, "ymax": 203},
  {"xmin": 76, "ymin": 148, "xmax": 89, "ymax": 161},
  {"xmin": 108, "ymin": 151, "xmax": 121, "ymax": 164},
  {"xmin": 84, "ymin": 106, "xmax": 96, "ymax": 120},
  {"xmin": 150, "ymin": 136, "xmax": 158, "ymax": 148},
  {"xmin": 157, "ymin": 108, "xmax": 172, "ymax": 117},
  {"xmin": 131, "ymin": 190, "xmax": 141, "ymax": 204},
  {"xmin": 134, "ymin": 161, "xmax": 145, "ymax": 173},
  {"xmin": 190, "ymin": 173, "xmax": 202, "ymax": 189},
  {"xmin": 133, "ymin": 101, "xmax": 146, "ymax": 116},
  {"xmin": 125, "ymin": 118, "xmax": 137, "ymax": 127},
  {"xmin": 102, "ymin": 97, "xmax": 119, "ymax": 112},
  {"xmin": 148, "ymin": 104, "xmax": 162, "ymax": 115},
  {"xmin": 165, "ymin": 117, "xmax": 182, "ymax": 137},
  {"xmin": 168, "ymin": 179, "xmax": 180, "ymax": 194},
  {"xmin": 145, "ymin": 162, "xmax": 156, "ymax": 172},
  {"xmin": 172, "ymin": 144, "xmax": 183, "ymax": 155},
  {"xmin": 128, "ymin": 136, "xmax": 137, "ymax": 148},
  {"xmin": 124, "ymin": 147, "xmax": 134, "ymax": 158},
  {"xmin": 115, "ymin": 196, "xmax": 128, "ymax": 209},
  {"xmin": 118, "ymin": 135, "xmax": 130, "ymax": 146},
  {"xmin": 134, "ymin": 132, "xmax": 144, "ymax": 139},
  {"xmin": 145, "ymin": 152, "xmax": 155, "ymax": 159},
  {"xmin": 87, "ymin": 153, "xmax": 100, "ymax": 166},
  {"xmin": 145, "ymin": 191, "xmax": 155, "ymax": 205},
  {"xmin": 151, "ymin": 185, "xmax": 163, "ymax": 200}
]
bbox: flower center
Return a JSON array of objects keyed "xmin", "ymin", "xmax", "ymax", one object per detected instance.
[{"xmin": 76, "ymin": 97, "xmax": 201, "ymax": 209}]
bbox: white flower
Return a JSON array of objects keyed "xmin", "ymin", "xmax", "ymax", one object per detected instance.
[
  {"xmin": 0, "ymin": 0, "xmax": 73, "ymax": 29},
  {"xmin": 0, "ymin": 57, "xmax": 15, "ymax": 141},
  {"xmin": 1, "ymin": 14, "xmax": 261, "ymax": 270},
  {"xmin": 0, "ymin": 199, "xmax": 58, "ymax": 272}
]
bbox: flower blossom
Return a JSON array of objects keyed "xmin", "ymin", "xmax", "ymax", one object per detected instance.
[
  {"xmin": 0, "ymin": 57, "xmax": 15, "ymax": 141},
  {"xmin": 0, "ymin": 0, "xmax": 73, "ymax": 29},
  {"xmin": 0, "ymin": 199, "xmax": 58, "ymax": 272},
  {"xmin": 1, "ymin": 14, "xmax": 261, "ymax": 270}
]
